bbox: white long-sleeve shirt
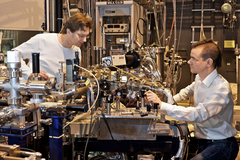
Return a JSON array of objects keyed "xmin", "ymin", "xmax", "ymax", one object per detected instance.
[
  {"xmin": 13, "ymin": 33, "xmax": 81, "ymax": 80},
  {"xmin": 160, "ymin": 69, "xmax": 237, "ymax": 140}
]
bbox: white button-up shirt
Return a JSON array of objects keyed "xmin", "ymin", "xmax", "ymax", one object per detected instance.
[{"xmin": 160, "ymin": 69, "xmax": 237, "ymax": 139}]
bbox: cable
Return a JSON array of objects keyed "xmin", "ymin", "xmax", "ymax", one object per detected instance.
[
  {"xmin": 137, "ymin": 18, "xmax": 147, "ymax": 36},
  {"xmin": 182, "ymin": 135, "xmax": 190, "ymax": 160},
  {"xmin": 176, "ymin": 0, "xmax": 184, "ymax": 54},
  {"xmin": 158, "ymin": 0, "xmax": 164, "ymax": 36},
  {"xmin": 102, "ymin": 59, "xmax": 165, "ymax": 88},
  {"xmin": 175, "ymin": 122, "xmax": 184, "ymax": 140},
  {"xmin": 152, "ymin": 0, "xmax": 161, "ymax": 46},
  {"xmin": 184, "ymin": 144, "xmax": 189, "ymax": 160},
  {"xmin": 75, "ymin": 65, "xmax": 99, "ymax": 113},
  {"xmin": 87, "ymin": 77, "xmax": 94, "ymax": 110},
  {"xmin": 166, "ymin": 120, "xmax": 187, "ymax": 159},
  {"xmin": 83, "ymin": 103, "xmax": 94, "ymax": 160},
  {"xmin": 87, "ymin": 78, "xmax": 93, "ymax": 93},
  {"xmin": 170, "ymin": 87, "xmax": 177, "ymax": 104},
  {"xmin": 200, "ymin": 0, "xmax": 206, "ymax": 41},
  {"xmin": 166, "ymin": 0, "xmax": 177, "ymax": 90},
  {"xmin": 176, "ymin": 66, "xmax": 183, "ymax": 84},
  {"xmin": 63, "ymin": 65, "xmax": 100, "ymax": 129},
  {"xmin": 66, "ymin": 0, "xmax": 71, "ymax": 18},
  {"xmin": 101, "ymin": 113, "xmax": 121, "ymax": 155},
  {"xmin": 172, "ymin": 97, "xmax": 178, "ymax": 106},
  {"xmin": 167, "ymin": 17, "xmax": 175, "ymax": 47}
]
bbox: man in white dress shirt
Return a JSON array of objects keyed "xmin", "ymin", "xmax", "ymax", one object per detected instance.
[
  {"xmin": 14, "ymin": 13, "xmax": 93, "ymax": 80},
  {"xmin": 145, "ymin": 39, "xmax": 239, "ymax": 160}
]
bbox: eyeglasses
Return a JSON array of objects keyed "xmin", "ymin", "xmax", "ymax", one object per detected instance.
[{"xmin": 76, "ymin": 33, "xmax": 89, "ymax": 39}]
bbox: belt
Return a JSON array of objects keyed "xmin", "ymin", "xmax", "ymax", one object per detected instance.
[{"xmin": 200, "ymin": 136, "xmax": 235, "ymax": 143}]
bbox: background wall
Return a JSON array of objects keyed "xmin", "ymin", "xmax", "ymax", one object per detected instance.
[{"xmin": 0, "ymin": 0, "xmax": 44, "ymax": 31}]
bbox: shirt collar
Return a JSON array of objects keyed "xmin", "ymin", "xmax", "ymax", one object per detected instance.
[{"xmin": 195, "ymin": 69, "xmax": 218, "ymax": 87}]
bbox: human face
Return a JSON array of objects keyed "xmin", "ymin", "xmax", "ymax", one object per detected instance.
[
  {"xmin": 188, "ymin": 47, "xmax": 208, "ymax": 75},
  {"xmin": 68, "ymin": 26, "xmax": 90, "ymax": 47}
]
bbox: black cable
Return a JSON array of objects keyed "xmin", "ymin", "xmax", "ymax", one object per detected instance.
[
  {"xmin": 175, "ymin": 123, "xmax": 184, "ymax": 140},
  {"xmin": 170, "ymin": 87, "xmax": 178, "ymax": 106},
  {"xmin": 137, "ymin": 18, "xmax": 147, "ymax": 36},
  {"xmin": 101, "ymin": 113, "xmax": 121, "ymax": 155},
  {"xmin": 181, "ymin": 133, "xmax": 189, "ymax": 160},
  {"xmin": 169, "ymin": 88, "xmax": 191, "ymax": 160},
  {"xmin": 83, "ymin": 107, "xmax": 94, "ymax": 159},
  {"xmin": 165, "ymin": 120, "xmax": 188, "ymax": 160},
  {"xmin": 173, "ymin": 97, "xmax": 178, "ymax": 106},
  {"xmin": 165, "ymin": 120, "xmax": 184, "ymax": 140}
]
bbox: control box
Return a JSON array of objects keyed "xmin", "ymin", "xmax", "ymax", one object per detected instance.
[{"xmin": 104, "ymin": 24, "xmax": 129, "ymax": 32}]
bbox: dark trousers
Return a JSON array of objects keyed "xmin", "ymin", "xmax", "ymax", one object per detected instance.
[{"xmin": 197, "ymin": 137, "xmax": 239, "ymax": 160}]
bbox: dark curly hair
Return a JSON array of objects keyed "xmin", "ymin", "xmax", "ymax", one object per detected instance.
[{"xmin": 192, "ymin": 39, "xmax": 222, "ymax": 68}]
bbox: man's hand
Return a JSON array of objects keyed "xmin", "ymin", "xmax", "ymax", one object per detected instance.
[
  {"xmin": 39, "ymin": 71, "xmax": 49, "ymax": 80},
  {"xmin": 29, "ymin": 71, "xmax": 49, "ymax": 80},
  {"xmin": 145, "ymin": 90, "xmax": 162, "ymax": 109}
]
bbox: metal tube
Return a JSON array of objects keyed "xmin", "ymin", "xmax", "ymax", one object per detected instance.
[
  {"xmin": 163, "ymin": 1, "xmax": 166, "ymax": 47},
  {"xmin": 16, "ymin": 150, "xmax": 42, "ymax": 157},
  {"xmin": 45, "ymin": 0, "xmax": 50, "ymax": 32},
  {"xmin": 102, "ymin": 27, "xmax": 106, "ymax": 57},
  {"xmin": 49, "ymin": 0, "xmax": 56, "ymax": 32},
  {"xmin": 56, "ymin": 0, "xmax": 63, "ymax": 33},
  {"xmin": 87, "ymin": 88, "xmax": 91, "ymax": 111},
  {"xmin": 66, "ymin": 59, "xmax": 73, "ymax": 82},
  {"xmin": 7, "ymin": 51, "xmax": 21, "ymax": 110},
  {"xmin": 99, "ymin": 48, "xmax": 103, "ymax": 64},
  {"xmin": 94, "ymin": 46, "xmax": 99, "ymax": 65},
  {"xmin": 155, "ymin": 47, "xmax": 165, "ymax": 80},
  {"xmin": 107, "ymin": 103, "xmax": 111, "ymax": 115},
  {"xmin": 141, "ymin": 97, "xmax": 145, "ymax": 110},
  {"xmin": 1, "ymin": 156, "xmax": 24, "ymax": 160},
  {"xmin": 0, "ymin": 109, "xmax": 17, "ymax": 126},
  {"xmin": 33, "ymin": 105, "xmax": 42, "ymax": 138},
  {"xmin": 116, "ymin": 98, "xmax": 120, "ymax": 110},
  {"xmin": 101, "ymin": 97, "xmax": 106, "ymax": 109},
  {"xmin": 64, "ymin": 86, "xmax": 89, "ymax": 99},
  {"xmin": 152, "ymin": 0, "xmax": 161, "ymax": 46},
  {"xmin": 128, "ymin": 32, "xmax": 131, "ymax": 51}
]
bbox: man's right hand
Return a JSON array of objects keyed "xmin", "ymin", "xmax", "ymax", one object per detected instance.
[
  {"xmin": 39, "ymin": 71, "xmax": 49, "ymax": 80},
  {"xmin": 144, "ymin": 90, "xmax": 162, "ymax": 109},
  {"xmin": 29, "ymin": 71, "xmax": 49, "ymax": 80}
]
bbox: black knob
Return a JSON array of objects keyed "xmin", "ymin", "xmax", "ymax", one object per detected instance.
[
  {"xmin": 147, "ymin": 105, "xmax": 151, "ymax": 112},
  {"xmin": 154, "ymin": 103, "xmax": 159, "ymax": 109},
  {"xmin": 107, "ymin": 95, "xmax": 113, "ymax": 103},
  {"xmin": 32, "ymin": 53, "xmax": 40, "ymax": 73},
  {"xmin": 140, "ymin": 90, "xmax": 146, "ymax": 97}
]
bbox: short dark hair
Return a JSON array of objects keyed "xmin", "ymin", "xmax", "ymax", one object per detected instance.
[
  {"xmin": 192, "ymin": 39, "xmax": 222, "ymax": 68},
  {"xmin": 60, "ymin": 13, "xmax": 93, "ymax": 34}
]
